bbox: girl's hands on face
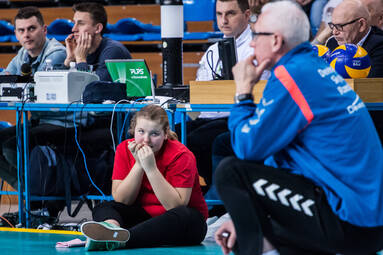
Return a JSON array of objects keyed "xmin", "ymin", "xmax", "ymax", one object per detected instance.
[
  {"xmin": 128, "ymin": 141, "xmax": 144, "ymax": 163},
  {"xmin": 136, "ymin": 145, "xmax": 157, "ymax": 173}
]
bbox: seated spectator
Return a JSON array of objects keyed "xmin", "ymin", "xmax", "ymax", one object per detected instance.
[
  {"xmin": 0, "ymin": 6, "xmax": 66, "ymax": 191},
  {"xmin": 312, "ymin": 0, "xmax": 342, "ymax": 44},
  {"xmin": 326, "ymin": 0, "xmax": 383, "ymax": 77},
  {"xmin": 214, "ymin": 1, "xmax": 383, "ymax": 254},
  {"xmin": 326, "ymin": 0, "xmax": 383, "ymax": 144},
  {"xmin": 178, "ymin": 0, "xmax": 268, "ymax": 201},
  {"xmin": 296, "ymin": 0, "xmax": 330, "ymax": 37},
  {"xmin": 2, "ymin": 6, "xmax": 66, "ymax": 75},
  {"xmin": 80, "ymin": 105, "xmax": 208, "ymax": 251},
  {"xmin": 64, "ymin": 2, "xmax": 131, "ymax": 81},
  {"xmin": 0, "ymin": 3, "xmax": 132, "ymax": 221},
  {"xmin": 203, "ymin": 0, "xmax": 271, "ymax": 207}
]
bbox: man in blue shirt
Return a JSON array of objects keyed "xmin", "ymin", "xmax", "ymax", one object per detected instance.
[
  {"xmin": 64, "ymin": 2, "xmax": 131, "ymax": 81},
  {"xmin": 214, "ymin": 1, "xmax": 383, "ymax": 255}
]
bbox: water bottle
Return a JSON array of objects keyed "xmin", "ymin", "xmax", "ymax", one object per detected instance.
[
  {"xmin": 69, "ymin": 61, "xmax": 77, "ymax": 72},
  {"xmin": 44, "ymin": 59, "xmax": 53, "ymax": 71}
]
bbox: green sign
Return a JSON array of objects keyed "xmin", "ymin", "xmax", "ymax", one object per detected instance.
[{"xmin": 105, "ymin": 59, "xmax": 152, "ymax": 97}]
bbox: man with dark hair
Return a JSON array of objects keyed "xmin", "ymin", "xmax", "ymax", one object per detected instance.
[
  {"xmin": 3, "ymin": 6, "xmax": 66, "ymax": 74},
  {"xmin": 64, "ymin": 2, "xmax": 131, "ymax": 81},
  {"xmin": 196, "ymin": 0, "xmax": 254, "ymax": 81},
  {"xmin": 0, "ymin": 3, "xmax": 129, "ymax": 225},
  {"xmin": 179, "ymin": 1, "xmax": 268, "ymax": 209},
  {"xmin": 0, "ymin": 6, "xmax": 66, "ymax": 191}
]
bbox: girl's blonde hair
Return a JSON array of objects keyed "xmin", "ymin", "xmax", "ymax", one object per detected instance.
[{"xmin": 129, "ymin": 105, "xmax": 178, "ymax": 140}]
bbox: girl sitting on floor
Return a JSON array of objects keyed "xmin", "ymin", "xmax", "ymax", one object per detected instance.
[{"xmin": 81, "ymin": 104, "xmax": 208, "ymax": 251}]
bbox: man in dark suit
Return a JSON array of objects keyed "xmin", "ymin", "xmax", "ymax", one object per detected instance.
[
  {"xmin": 326, "ymin": 0, "xmax": 383, "ymax": 77},
  {"xmin": 326, "ymin": 0, "xmax": 383, "ymax": 145}
]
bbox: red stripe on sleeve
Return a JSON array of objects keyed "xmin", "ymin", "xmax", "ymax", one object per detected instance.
[{"xmin": 274, "ymin": 65, "xmax": 314, "ymax": 124}]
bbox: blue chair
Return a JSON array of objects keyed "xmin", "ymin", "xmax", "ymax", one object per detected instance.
[
  {"xmin": 0, "ymin": 20, "xmax": 14, "ymax": 42},
  {"xmin": 111, "ymin": 18, "xmax": 160, "ymax": 34},
  {"xmin": 47, "ymin": 19, "xmax": 74, "ymax": 41},
  {"xmin": 108, "ymin": 18, "xmax": 161, "ymax": 41},
  {"xmin": 104, "ymin": 23, "xmax": 114, "ymax": 34},
  {"xmin": 183, "ymin": 0, "xmax": 218, "ymax": 40},
  {"xmin": 0, "ymin": 121, "xmax": 11, "ymax": 130},
  {"xmin": 111, "ymin": 18, "xmax": 144, "ymax": 34},
  {"xmin": 141, "ymin": 33, "xmax": 161, "ymax": 41},
  {"xmin": 184, "ymin": 31, "xmax": 223, "ymax": 40},
  {"xmin": 184, "ymin": 0, "xmax": 216, "ymax": 22},
  {"xmin": 104, "ymin": 33, "xmax": 142, "ymax": 41}
]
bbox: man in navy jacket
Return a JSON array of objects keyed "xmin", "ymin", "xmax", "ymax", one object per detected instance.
[{"xmin": 326, "ymin": 0, "xmax": 383, "ymax": 77}]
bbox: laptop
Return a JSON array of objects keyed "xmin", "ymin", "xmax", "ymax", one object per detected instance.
[{"xmin": 105, "ymin": 59, "xmax": 153, "ymax": 99}]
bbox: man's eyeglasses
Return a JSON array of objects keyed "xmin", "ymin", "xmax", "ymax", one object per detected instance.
[
  {"xmin": 328, "ymin": 17, "xmax": 362, "ymax": 31},
  {"xmin": 252, "ymin": 31, "xmax": 274, "ymax": 40}
]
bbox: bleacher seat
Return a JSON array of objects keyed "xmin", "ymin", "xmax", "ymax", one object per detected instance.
[
  {"xmin": 0, "ymin": 2, "xmax": 220, "ymax": 42},
  {"xmin": 183, "ymin": 0, "xmax": 219, "ymax": 40},
  {"xmin": 184, "ymin": 0, "xmax": 216, "ymax": 22},
  {"xmin": 141, "ymin": 33, "xmax": 161, "ymax": 41},
  {"xmin": 106, "ymin": 17, "xmax": 160, "ymax": 41},
  {"xmin": 47, "ymin": 18, "xmax": 73, "ymax": 41},
  {"xmin": 0, "ymin": 121, "xmax": 11, "ymax": 129},
  {"xmin": 104, "ymin": 33, "xmax": 142, "ymax": 41},
  {"xmin": 184, "ymin": 31, "xmax": 223, "ymax": 40},
  {"xmin": 111, "ymin": 18, "xmax": 160, "ymax": 34},
  {"xmin": 0, "ymin": 20, "xmax": 14, "ymax": 42}
]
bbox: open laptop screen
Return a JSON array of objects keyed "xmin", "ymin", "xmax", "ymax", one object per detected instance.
[{"xmin": 105, "ymin": 59, "xmax": 152, "ymax": 98}]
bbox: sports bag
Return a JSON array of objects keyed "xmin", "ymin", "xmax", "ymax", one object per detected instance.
[
  {"xmin": 29, "ymin": 145, "xmax": 114, "ymax": 217},
  {"xmin": 82, "ymin": 81, "xmax": 127, "ymax": 104}
]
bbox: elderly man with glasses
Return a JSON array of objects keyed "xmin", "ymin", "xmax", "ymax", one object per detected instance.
[
  {"xmin": 327, "ymin": 0, "xmax": 383, "ymax": 154},
  {"xmin": 326, "ymin": 0, "xmax": 383, "ymax": 77},
  {"xmin": 213, "ymin": 1, "xmax": 383, "ymax": 254}
]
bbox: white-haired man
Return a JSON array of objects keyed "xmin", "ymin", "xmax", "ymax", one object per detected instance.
[{"xmin": 214, "ymin": 1, "xmax": 383, "ymax": 254}]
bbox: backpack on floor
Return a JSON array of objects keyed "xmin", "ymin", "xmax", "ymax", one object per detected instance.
[{"xmin": 29, "ymin": 145, "xmax": 113, "ymax": 217}]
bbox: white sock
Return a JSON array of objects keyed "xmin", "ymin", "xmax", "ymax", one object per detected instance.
[{"xmin": 262, "ymin": 250, "xmax": 280, "ymax": 255}]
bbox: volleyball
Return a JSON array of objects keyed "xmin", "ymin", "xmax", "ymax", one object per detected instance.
[
  {"xmin": 329, "ymin": 44, "xmax": 371, "ymax": 78},
  {"xmin": 312, "ymin": 44, "xmax": 331, "ymax": 62}
]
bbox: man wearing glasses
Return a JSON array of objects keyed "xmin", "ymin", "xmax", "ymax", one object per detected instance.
[
  {"xmin": 327, "ymin": 0, "xmax": 383, "ymax": 153},
  {"xmin": 326, "ymin": 0, "xmax": 383, "ymax": 77},
  {"xmin": 213, "ymin": 1, "xmax": 383, "ymax": 254}
]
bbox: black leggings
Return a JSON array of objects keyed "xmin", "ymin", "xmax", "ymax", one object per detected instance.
[
  {"xmin": 215, "ymin": 156, "xmax": 383, "ymax": 255},
  {"xmin": 92, "ymin": 201, "xmax": 207, "ymax": 248}
]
